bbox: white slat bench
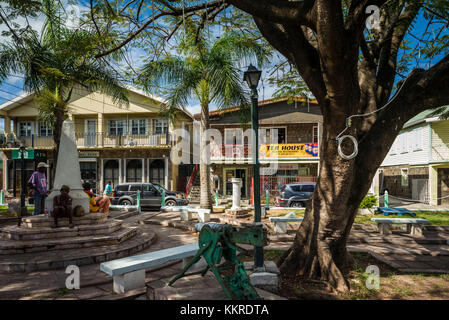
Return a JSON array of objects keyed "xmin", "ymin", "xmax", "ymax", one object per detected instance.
[
  {"xmin": 100, "ymin": 243, "xmax": 199, "ymax": 294},
  {"xmin": 269, "ymin": 217, "xmax": 304, "ymax": 234},
  {"xmin": 371, "ymin": 218, "xmax": 430, "ymax": 236}
]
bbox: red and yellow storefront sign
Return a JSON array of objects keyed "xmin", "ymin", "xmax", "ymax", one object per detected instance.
[{"xmin": 259, "ymin": 143, "xmax": 318, "ymax": 158}]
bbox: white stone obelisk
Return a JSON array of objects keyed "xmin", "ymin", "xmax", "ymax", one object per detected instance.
[{"xmin": 45, "ymin": 119, "xmax": 90, "ymax": 213}]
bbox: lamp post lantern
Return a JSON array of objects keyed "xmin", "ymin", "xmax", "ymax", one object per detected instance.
[{"xmin": 244, "ymin": 64, "xmax": 264, "ymax": 270}]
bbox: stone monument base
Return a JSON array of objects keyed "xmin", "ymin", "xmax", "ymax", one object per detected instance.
[{"xmin": 224, "ymin": 208, "xmax": 250, "ymax": 218}]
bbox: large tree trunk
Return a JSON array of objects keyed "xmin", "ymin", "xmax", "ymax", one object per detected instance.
[
  {"xmin": 199, "ymin": 103, "xmax": 212, "ymax": 210},
  {"xmin": 224, "ymin": 0, "xmax": 449, "ymax": 293},
  {"xmin": 277, "ymin": 119, "xmax": 378, "ymax": 292}
]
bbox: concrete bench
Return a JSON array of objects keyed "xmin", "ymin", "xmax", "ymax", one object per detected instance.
[
  {"xmin": 269, "ymin": 217, "xmax": 304, "ymax": 234},
  {"xmin": 371, "ymin": 218, "xmax": 430, "ymax": 236},
  {"xmin": 100, "ymin": 242, "xmax": 199, "ymax": 293}
]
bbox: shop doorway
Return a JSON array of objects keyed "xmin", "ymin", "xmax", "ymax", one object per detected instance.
[
  {"xmin": 126, "ymin": 159, "xmax": 143, "ymax": 183},
  {"xmin": 104, "ymin": 159, "xmax": 119, "ymax": 189},
  {"xmin": 80, "ymin": 161, "xmax": 97, "ymax": 193},
  {"xmin": 224, "ymin": 168, "xmax": 247, "ymax": 197},
  {"xmin": 149, "ymin": 159, "xmax": 165, "ymax": 187}
]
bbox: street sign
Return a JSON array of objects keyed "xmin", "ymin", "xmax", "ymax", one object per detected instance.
[
  {"xmin": 12, "ymin": 149, "xmax": 33, "ymax": 160},
  {"xmin": 12, "ymin": 149, "xmax": 47, "ymax": 160}
]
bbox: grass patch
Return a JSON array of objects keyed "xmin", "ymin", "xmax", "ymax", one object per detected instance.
[{"xmin": 355, "ymin": 210, "xmax": 449, "ymax": 225}]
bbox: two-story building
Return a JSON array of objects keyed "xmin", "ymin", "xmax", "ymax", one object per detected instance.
[
  {"xmin": 0, "ymin": 86, "xmax": 193, "ymax": 195},
  {"xmin": 190, "ymin": 97, "xmax": 323, "ymax": 200},
  {"xmin": 376, "ymin": 105, "xmax": 449, "ymax": 205}
]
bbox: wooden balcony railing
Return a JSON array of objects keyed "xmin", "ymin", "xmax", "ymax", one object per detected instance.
[{"xmin": 0, "ymin": 132, "xmax": 172, "ymax": 148}]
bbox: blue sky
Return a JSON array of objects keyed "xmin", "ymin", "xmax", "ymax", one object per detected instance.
[{"xmin": 0, "ymin": 3, "xmax": 446, "ymax": 130}]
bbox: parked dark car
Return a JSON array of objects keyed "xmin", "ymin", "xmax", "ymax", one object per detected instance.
[
  {"xmin": 152, "ymin": 183, "xmax": 188, "ymax": 207},
  {"xmin": 112, "ymin": 183, "xmax": 188, "ymax": 208},
  {"xmin": 278, "ymin": 183, "xmax": 316, "ymax": 207}
]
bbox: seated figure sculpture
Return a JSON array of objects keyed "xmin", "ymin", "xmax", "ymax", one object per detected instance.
[
  {"xmin": 83, "ymin": 182, "xmax": 111, "ymax": 215},
  {"xmin": 51, "ymin": 185, "xmax": 74, "ymax": 228}
]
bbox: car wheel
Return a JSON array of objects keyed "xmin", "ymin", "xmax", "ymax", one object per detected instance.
[
  {"xmin": 120, "ymin": 199, "xmax": 133, "ymax": 206},
  {"xmin": 290, "ymin": 201, "xmax": 303, "ymax": 208},
  {"xmin": 165, "ymin": 200, "xmax": 176, "ymax": 206}
]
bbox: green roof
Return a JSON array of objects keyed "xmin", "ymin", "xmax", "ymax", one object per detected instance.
[{"xmin": 403, "ymin": 105, "xmax": 449, "ymax": 129}]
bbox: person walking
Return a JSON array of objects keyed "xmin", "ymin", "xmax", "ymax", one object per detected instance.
[{"xmin": 28, "ymin": 162, "xmax": 50, "ymax": 215}]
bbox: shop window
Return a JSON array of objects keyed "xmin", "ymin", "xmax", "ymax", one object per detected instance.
[{"xmin": 263, "ymin": 128, "xmax": 286, "ymax": 144}]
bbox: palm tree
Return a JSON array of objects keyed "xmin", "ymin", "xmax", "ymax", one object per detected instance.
[
  {"xmin": 140, "ymin": 22, "xmax": 269, "ymax": 209},
  {"xmin": 0, "ymin": 0, "xmax": 128, "ymax": 169}
]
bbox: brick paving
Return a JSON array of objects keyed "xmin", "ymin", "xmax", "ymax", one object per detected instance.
[
  {"xmin": 147, "ymin": 212, "xmax": 449, "ymax": 275},
  {"xmin": 1, "ymin": 209, "xmax": 448, "ymax": 300},
  {"xmin": 0, "ymin": 212, "xmax": 197, "ymax": 300}
]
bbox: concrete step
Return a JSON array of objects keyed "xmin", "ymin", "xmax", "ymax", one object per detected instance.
[
  {"xmin": 0, "ymin": 220, "xmax": 123, "ymax": 241},
  {"xmin": 20, "ymin": 212, "xmax": 107, "ymax": 229},
  {"xmin": 0, "ymin": 225, "xmax": 138, "ymax": 255},
  {"xmin": 0, "ymin": 229, "xmax": 157, "ymax": 273}
]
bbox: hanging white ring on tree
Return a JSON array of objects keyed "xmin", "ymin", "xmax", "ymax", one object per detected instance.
[{"xmin": 337, "ymin": 135, "xmax": 358, "ymax": 160}]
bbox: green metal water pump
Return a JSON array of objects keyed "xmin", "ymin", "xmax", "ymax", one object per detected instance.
[{"xmin": 169, "ymin": 223, "xmax": 268, "ymax": 300}]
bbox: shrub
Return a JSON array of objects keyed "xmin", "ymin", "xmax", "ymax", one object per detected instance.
[{"xmin": 359, "ymin": 195, "xmax": 377, "ymax": 209}]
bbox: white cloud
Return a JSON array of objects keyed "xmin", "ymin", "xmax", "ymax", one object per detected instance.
[{"xmin": 186, "ymin": 103, "xmax": 201, "ymax": 115}]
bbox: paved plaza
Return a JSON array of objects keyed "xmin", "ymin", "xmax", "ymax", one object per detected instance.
[{"xmin": 0, "ymin": 209, "xmax": 448, "ymax": 300}]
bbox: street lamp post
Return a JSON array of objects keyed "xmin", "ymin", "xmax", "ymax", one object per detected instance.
[
  {"xmin": 244, "ymin": 64, "xmax": 264, "ymax": 270},
  {"xmin": 18, "ymin": 145, "xmax": 26, "ymax": 227}
]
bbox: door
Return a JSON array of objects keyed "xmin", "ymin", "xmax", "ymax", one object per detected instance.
[
  {"xmin": 143, "ymin": 183, "xmax": 162, "ymax": 207},
  {"xmin": 104, "ymin": 160, "xmax": 119, "ymax": 189},
  {"xmin": 437, "ymin": 168, "xmax": 449, "ymax": 205},
  {"xmin": 412, "ymin": 179, "xmax": 428, "ymax": 203},
  {"xmin": 149, "ymin": 159, "xmax": 165, "ymax": 186},
  {"xmin": 80, "ymin": 161, "xmax": 97, "ymax": 193},
  {"xmin": 85, "ymin": 120, "xmax": 97, "ymax": 147}
]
